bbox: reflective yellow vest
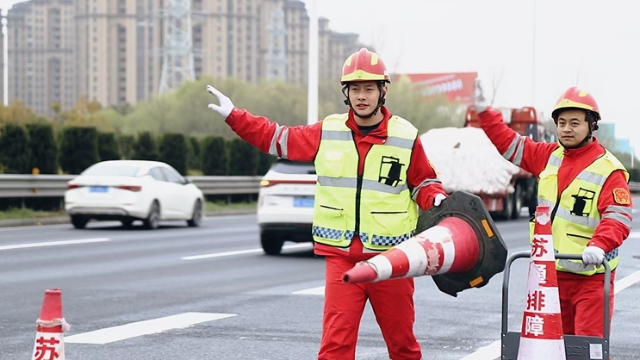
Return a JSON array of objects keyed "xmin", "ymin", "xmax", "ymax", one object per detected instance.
[
  {"xmin": 533, "ymin": 146, "xmax": 629, "ymax": 275},
  {"xmin": 312, "ymin": 113, "xmax": 419, "ymax": 252}
]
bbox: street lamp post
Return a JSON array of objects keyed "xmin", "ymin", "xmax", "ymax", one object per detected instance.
[
  {"xmin": 531, "ymin": 0, "xmax": 537, "ymax": 107},
  {"xmin": 307, "ymin": 0, "xmax": 318, "ymax": 125}
]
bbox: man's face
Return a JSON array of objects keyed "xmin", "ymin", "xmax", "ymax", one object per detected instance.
[
  {"xmin": 348, "ymin": 81, "xmax": 385, "ymax": 117},
  {"xmin": 556, "ymin": 109, "xmax": 590, "ymax": 148}
]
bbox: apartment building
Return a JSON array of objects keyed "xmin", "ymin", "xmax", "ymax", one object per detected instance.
[
  {"xmin": 74, "ymin": 0, "xmax": 149, "ymax": 108},
  {"xmin": 7, "ymin": 0, "xmax": 76, "ymax": 115},
  {"xmin": 175, "ymin": 0, "xmax": 370, "ymax": 87},
  {"xmin": 193, "ymin": 0, "xmax": 261, "ymax": 83},
  {"xmin": 7, "ymin": 0, "xmax": 368, "ymax": 115}
]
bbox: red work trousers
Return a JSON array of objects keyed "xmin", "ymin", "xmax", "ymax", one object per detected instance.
[
  {"xmin": 317, "ymin": 255, "xmax": 422, "ymax": 360},
  {"xmin": 558, "ymin": 273, "xmax": 615, "ymax": 337}
]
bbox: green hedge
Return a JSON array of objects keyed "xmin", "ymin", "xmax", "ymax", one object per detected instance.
[
  {"xmin": 0, "ymin": 123, "xmax": 283, "ymax": 176},
  {"xmin": 26, "ymin": 123, "xmax": 58, "ymax": 174},
  {"xmin": 98, "ymin": 132, "xmax": 121, "ymax": 161},
  {"xmin": 0, "ymin": 124, "xmax": 31, "ymax": 174},
  {"xmin": 159, "ymin": 133, "xmax": 188, "ymax": 175},
  {"xmin": 59, "ymin": 127, "xmax": 99, "ymax": 174}
]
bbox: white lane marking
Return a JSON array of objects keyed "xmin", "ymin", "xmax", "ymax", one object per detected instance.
[
  {"xmin": 181, "ymin": 243, "xmax": 313, "ymax": 260},
  {"xmin": 458, "ymin": 341, "xmax": 502, "ymax": 360},
  {"xmin": 459, "ymin": 269, "xmax": 640, "ymax": 360},
  {"xmin": 615, "ymin": 269, "xmax": 640, "ymax": 293},
  {"xmin": 292, "ymin": 286, "xmax": 325, "ymax": 295},
  {"xmin": 65, "ymin": 312, "xmax": 236, "ymax": 345},
  {"xmin": 0, "ymin": 214, "xmax": 256, "ymax": 232},
  {"xmin": 0, "ymin": 238, "xmax": 110, "ymax": 251}
]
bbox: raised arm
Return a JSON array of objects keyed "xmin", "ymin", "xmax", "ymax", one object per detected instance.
[{"xmin": 207, "ymin": 85, "xmax": 321, "ymax": 162}]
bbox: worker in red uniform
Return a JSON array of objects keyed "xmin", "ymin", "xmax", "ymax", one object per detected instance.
[
  {"xmin": 206, "ymin": 47, "xmax": 448, "ymax": 359},
  {"xmin": 474, "ymin": 81, "xmax": 632, "ymax": 338}
]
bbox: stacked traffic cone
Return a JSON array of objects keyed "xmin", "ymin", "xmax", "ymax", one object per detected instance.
[
  {"xmin": 516, "ymin": 205, "xmax": 566, "ymax": 359},
  {"xmin": 342, "ymin": 216, "xmax": 480, "ymax": 283},
  {"xmin": 32, "ymin": 289, "xmax": 69, "ymax": 360}
]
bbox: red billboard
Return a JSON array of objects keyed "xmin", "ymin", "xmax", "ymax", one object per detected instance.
[{"xmin": 393, "ymin": 72, "xmax": 477, "ymax": 105}]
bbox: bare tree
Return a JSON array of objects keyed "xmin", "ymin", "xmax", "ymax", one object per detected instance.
[
  {"xmin": 366, "ymin": 27, "xmax": 404, "ymax": 75},
  {"xmin": 489, "ymin": 66, "xmax": 505, "ymax": 106}
]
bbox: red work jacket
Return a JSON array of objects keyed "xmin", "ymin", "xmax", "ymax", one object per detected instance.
[
  {"xmin": 479, "ymin": 108, "xmax": 632, "ymax": 280},
  {"xmin": 225, "ymin": 106, "xmax": 447, "ymax": 259}
]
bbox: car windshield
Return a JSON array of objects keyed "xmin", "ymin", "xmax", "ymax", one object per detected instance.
[
  {"xmin": 271, "ymin": 160, "xmax": 316, "ymax": 175},
  {"xmin": 81, "ymin": 165, "xmax": 141, "ymax": 177}
]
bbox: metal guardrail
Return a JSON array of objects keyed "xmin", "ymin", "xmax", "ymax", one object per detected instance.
[
  {"xmin": 0, "ymin": 174, "xmax": 638, "ymax": 198},
  {"xmin": 0, "ymin": 174, "xmax": 263, "ymax": 198}
]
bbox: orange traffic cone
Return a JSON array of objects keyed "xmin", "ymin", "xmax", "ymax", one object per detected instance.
[
  {"xmin": 516, "ymin": 205, "xmax": 566, "ymax": 359},
  {"xmin": 341, "ymin": 191, "xmax": 509, "ymax": 298},
  {"xmin": 32, "ymin": 289, "xmax": 70, "ymax": 360},
  {"xmin": 342, "ymin": 216, "xmax": 480, "ymax": 283}
]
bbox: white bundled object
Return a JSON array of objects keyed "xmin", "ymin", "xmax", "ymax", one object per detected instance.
[{"xmin": 420, "ymin": 127, "xmax": 521, "ymax": 195}]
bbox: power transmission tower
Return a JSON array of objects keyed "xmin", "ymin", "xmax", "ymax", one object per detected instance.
[
  {"xmin": 158, "ymin": 0, "xmax": 196, "ymax": 94},
  {"xmin": 265, "ymin": 7, "xmax": 287, "ymax": 82}
]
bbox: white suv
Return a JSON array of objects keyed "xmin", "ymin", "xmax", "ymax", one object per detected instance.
[{"xmin": 257, "ymin": 160, "xmax": 317, "ymax": 255}]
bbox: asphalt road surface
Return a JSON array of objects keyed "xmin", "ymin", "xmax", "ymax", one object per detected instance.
[{"xmin": 1, "ymin": 202, "xmax": 639, "ymax": 360}]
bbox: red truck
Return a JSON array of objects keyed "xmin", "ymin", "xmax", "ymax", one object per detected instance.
[{"xmin": 463, "ymin": 105, "xmax": 555, "ymax": 220}]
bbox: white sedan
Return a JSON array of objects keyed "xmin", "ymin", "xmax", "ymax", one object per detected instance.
[
  {"xmin": 64, "ymin": 160, "xmax": 205, "ymax": 229},
  {"xmin": 257, "ymin": 160, "xmax": 317, "ymax": 255}
]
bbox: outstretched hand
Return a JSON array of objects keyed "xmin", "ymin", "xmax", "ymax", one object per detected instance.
[{"xmin": 207, "ymin": 85, "xmax": 235, "ymax": 118}]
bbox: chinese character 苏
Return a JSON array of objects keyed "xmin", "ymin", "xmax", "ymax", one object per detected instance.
[
  {"xmin": 527, "ymin": 290, "xmax": 546, "ymax": 311},
  {"xmin": 524, "ymin": 315, "xmax": 545, "ymax": 337},
  {"xmin": 33, "ymin": 336, "xmax": 60, "ymax": 360},
  {"xmin": 531, "ymin": 237, "xmax": 549, "ymax": 257}
]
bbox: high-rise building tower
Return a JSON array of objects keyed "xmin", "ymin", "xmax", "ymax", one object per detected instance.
[
  {"xmin": 265, "ymin": 6, "xmax": 287, "ymax": 81},
  {"xmin": 158, "ymin": 0, "xmax": 196, "ymax": 93}
]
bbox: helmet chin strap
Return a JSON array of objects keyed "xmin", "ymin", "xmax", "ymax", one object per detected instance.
[{"xmin": 342, "ymin": 82, "xmax": 386, "ymax": 119}]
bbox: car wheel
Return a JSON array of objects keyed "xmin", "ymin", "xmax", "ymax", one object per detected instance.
[
  {"xmin": 261, "ymin": 231, "xmax": 284, "ymax": 255},
  {"xmin": 187, "ymin": 199, "xmax": 203, "ymax": 227},
  {"xmin": 143, "ymin": 201, "xmax": 160, "ymax": 230},
  {"xmin": 121, "ymin": 219, "xmax": 134, "ymax": 228},
  {"xmin": 71, "ymin": 215, "xmax": 89, "ymax": 229}
]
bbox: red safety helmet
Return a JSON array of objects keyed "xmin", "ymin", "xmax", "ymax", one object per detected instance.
[
  {"xmin": 340, "ymin": 48, "xmax": 390, "ymax": 85},
  {"xmin": 551, "ymin": 87, "xmax": 601, "ymax": 121}
]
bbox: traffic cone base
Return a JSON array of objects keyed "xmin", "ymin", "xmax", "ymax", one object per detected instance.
[{"xmin": 517, "ymin": 338, "xmax": 566, "ymax": 358}]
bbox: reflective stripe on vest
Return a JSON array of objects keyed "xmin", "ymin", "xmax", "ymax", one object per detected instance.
[
  {"xmin": 533, "ymin": 147, "xmax": 629, "ymax": 275},
  {"xmin": 312, "ymin": 113, "xmax": 420, "ymax": 252}
]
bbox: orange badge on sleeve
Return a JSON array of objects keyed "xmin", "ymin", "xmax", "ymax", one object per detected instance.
[{"xmin": 613, "ymin": 188, "xmax": 631, "ymax": 205}]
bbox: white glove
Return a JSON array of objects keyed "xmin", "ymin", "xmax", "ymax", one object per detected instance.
[
  {"xmin": 582, "ymin": 246, "xmax": 605, "ymax": 265},
  {"xmin": 474, "ymin": 79, "xmax": 490, "ymax": 113},
  {"xmin": 434, "ymin": 193, "xmax": 447, "ymax": 207},
  {"xmin": 207, "ymin": 85, "xmax": 234, "ymax": 118}
]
